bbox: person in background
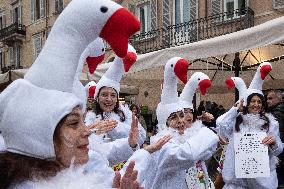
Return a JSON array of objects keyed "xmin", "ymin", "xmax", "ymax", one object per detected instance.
[
  {"xmin": 266, "ymin": 89, "xmax": 284, "ymax": 188},
  {"xmin": 130, "ymin": 104, "xmax": 147, "ymax": 131}
]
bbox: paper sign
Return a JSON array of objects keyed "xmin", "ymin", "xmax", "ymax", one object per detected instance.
[{"xmin": 234, "ymin": 132, "xmax": 270, "ymax": 178}]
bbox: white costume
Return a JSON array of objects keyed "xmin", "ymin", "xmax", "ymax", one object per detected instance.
[
  {"xmin": 179, "ymin": 72, "xmax": 216, "ymax": 189},
  {"xmin": 217, "ymin": 107, "xmax": 283, "ymax": 189},
  {"xmin": 0, "ymin": 0, "xmax": 141, "ymax": 188},
  {"xmin": 141, "ymin": 60, "xmax": 219, "ymax": 189},
  {"xmin": 85, "ymin": 44, "xmax": 146, "ymax": 146},
  {"xmin": 216, "ymin": 62, "xmax": 282, "ymax": 189}
]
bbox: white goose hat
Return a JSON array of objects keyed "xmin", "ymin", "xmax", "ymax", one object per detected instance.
[
  {"xmin": 94, "ymin": 44, "xmax": 137, "ymax": 98},
  {"xmin": 179, "ymin": 72, "xmax": 211, "ymax": 110},
  {"xmin": 156, "ymin": 57, "xmax": 189, "ymax": 129},
  {"xmin": 0, "ymin": 0, "xmax": 140, "ymax": 159}
]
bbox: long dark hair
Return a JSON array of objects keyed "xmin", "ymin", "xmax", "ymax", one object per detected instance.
[
  {"xmin": 235, "ymin": 93, "xmax": 269, "ymax": 132},
  {"xmin": 0, "ymin": 152, "xmax": 60, "ymax": 189},
  {"xmin": 93, "ymin": 87, "xmax": 125, "ymax": 122}
]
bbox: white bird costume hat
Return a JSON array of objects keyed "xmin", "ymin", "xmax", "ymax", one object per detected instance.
[
  {"xmin": 225, "ymin": 62, "xmax": 272, "ymax": 105},
  {"xmin": 0, "ymin": 0, "xmax": 140, "ymax": 159},
  {"xmin": 179, "ymin": 72, "xmax": 211, "ymax": 110},
  {"xmin": 94, "ymin": 44, "xmax": 137, "ymax": 98},
  {"xmin": 156, "ymin": 57, "xmax": 189, "ymax": 129}
]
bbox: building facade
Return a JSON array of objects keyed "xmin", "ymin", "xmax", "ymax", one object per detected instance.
[{"xmin": 0, "ymin": 0, "xmax": 284, "ymax": 113}]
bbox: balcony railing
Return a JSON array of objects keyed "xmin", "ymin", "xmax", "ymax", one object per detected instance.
[
  {"xmin": 1, "ymin": 65, "xmax": 23, "ymax": 73},
  {"xmin": 130, "ymin": 7, "xmax": 254, "ymax": 54},
  {"xmin": 0, "ymin": 22, "xmax": 26, "ymax": 41}
]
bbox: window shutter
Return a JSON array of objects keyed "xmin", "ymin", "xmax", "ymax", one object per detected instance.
[
  {"xmin": 146, "ymin": 4, "xmax": 151, "ymax": 31},
  {"xmin": 274, "ymin": 0, "xmax": 284, "ymax": 9},
  {"xmin": 40, "ymin": 0, "xmax": 46, "ymax": 18},
  {"xmin": 9, "ymin": 47, "xmax": 14, "ymax": 66},
  {"xmin": 18, "ymin": 6, "xmax": 22, "ymax": 24},
  {"xmin": 189, "ymin": 0, "xmax": 197, "ymax": 21},
  {"xmin": 162, "ymin": 0, "xmax": 170, "ymax": 28},
  {"xmin": 3, "ymin": 15, "xmax": 6, "ymax": 27},
  {"xmin": 212, "ymin": 0, "xmax": 222, "ymax": 15},
  {"xmin": 10, "ymin": 10, "xmax": 13, "ymax": 24},
  {"xmin": 55, "ymin": 0, "xmax": 59, "ymax": 12},
  {"xmin": 30, "ymin": 0, "xmax": 35, "ymax": 22},
  {"xmin": 150, "ymin": 0, "xmax": 157, "ymax": 29}
]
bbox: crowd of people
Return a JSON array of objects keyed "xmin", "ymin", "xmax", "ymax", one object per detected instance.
[{"xmin": 0, "ymin": 0, "xmax": 284, "ymax": 189}]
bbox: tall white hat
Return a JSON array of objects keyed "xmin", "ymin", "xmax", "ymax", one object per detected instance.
[
  {"xmin": 156, "ymin": 57, "xmax": 189, "ymax": 128},
  {"xmin": 0, "ymin": 0, "xmax": 140, "ymax": 159},
  {"xmin": 179, "ymin": 72, "xmax": 211, "ymax": 110},
  {"xmin": 94, "ymin": 44, "xmax": 137, "ymax": 98}
]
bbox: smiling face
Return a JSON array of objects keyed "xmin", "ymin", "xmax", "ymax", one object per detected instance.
[
  {"xmin": 97, "ymin": 87, "xmax": 118, "ymax": 113},
  {"xmin": 54, "ymin": 107, "xmax": 90, "ymax": 168},
  {"xmin": 247, "ymin": 95, "xmax": 263, "ymax": 115},
  {"xmin": 184, "ymin": 108, "xmax": 194, "ymax": 128},
  {"xmin": 166, "ymin": 111, "xmax": 185, "ymax": 135}
]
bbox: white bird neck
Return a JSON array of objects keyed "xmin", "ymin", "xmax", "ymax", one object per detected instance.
[
  {"xmin": 180, "ymin": 77, "xmax": 197, "ymax": 103},
  {"xmin": 234, "ymin": 78, "xmax": 247, "ymax": 99},
  {"xmin": 161, "ymin": 67, "xmax": 178, "ymax": 103},
  {"xmin": 249, "ymin": 70, "xmax": 263, "ymax": 90}
]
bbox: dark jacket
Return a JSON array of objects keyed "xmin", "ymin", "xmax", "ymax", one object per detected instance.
[{"xmin": 268, "ymin": 102, "xmax": 284, "ymax": 160}]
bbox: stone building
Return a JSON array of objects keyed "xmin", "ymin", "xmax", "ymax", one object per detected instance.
[{"xmin": 1, "ymin": 0, "xmax": 284, "ymax": 118}]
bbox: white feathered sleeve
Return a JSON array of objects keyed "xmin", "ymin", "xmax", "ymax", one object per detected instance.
[{"xmin": 267, "ymin": 113, "xmax": 283, "ymax": 156}]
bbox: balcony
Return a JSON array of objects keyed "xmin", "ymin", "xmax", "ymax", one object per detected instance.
[
  {"xmin": 130, "ymin": 7, "xmax": 254, "ymax": 54},
  {"xmin": 0, "ymin": 22, "xmax": 26, "ymax": 45}
]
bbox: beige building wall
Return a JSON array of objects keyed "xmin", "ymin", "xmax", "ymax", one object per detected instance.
[{"xmin": 1, "ymin": 0, "xmax": 284, "ymax": 112}]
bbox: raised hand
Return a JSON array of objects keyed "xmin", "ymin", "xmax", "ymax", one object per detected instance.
[
  {"xmin": 112, "ymin": 161, "xmax": 144, "ymax": 189},
  {"xmin": 237, "ymin": 98, "xmax": 244, "ymax": 112},
  {"xmin": 197, "ymin": 111, "xmax": 214, "ymax": 122},
  {"xmin": 128, "ymin": 114, "xmax": 139, "ymax": 149},
  {"xmin": 143, "ymin": 134, "xmax": 172, "ymax": 154},
  {"xmin": 89, "ymin": 119, "xmax": 117, "ymax": 135}
]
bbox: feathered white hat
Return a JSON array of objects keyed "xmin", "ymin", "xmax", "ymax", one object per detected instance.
[
  {"xmin": 179, "ymin": 72, "xmax": 211, "ymax": 110},
  {"xmin": 0, "ymin": 0, "xmax": 140, "ymax": 159},
  {"xmin": 94, "ymin": 44, "xmax": 137, "ymax": 98},
  {"xmin": 156, "ymin": 57, "xmax": 189, "ymax": 128}
]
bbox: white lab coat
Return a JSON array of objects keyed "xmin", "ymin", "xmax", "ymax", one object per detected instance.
[
  {"xmin": 216, "ymin": 107, "xmax": 283, "ymax": 189},
  {"xmin": 142, "ymin": 126, "xmax": 219, "ymax": 189}
]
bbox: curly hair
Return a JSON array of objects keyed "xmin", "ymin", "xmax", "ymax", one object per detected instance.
[{"xmin": 235, "ymin": 93, "xmax": 269, "ymax": 132}]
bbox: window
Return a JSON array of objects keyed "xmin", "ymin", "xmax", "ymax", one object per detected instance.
[
  {"xmin": 55, "ymin": 0, "xmax": 64, "ymax": 13},
  {"xmin": 137, "ymin": 3, "xmax": 151, "ymax": 33},
  {"xmin": 9, "ymin": 47, "xmax": 14, "ymax": 67},
  {"xmin": 274, "ymin": 0, "xmax": 284, "ymax": 9},
  {"xmin": 224, "ymin": 0, "xmax": 247, "ymax": 19},
  {"xmin": 30, "ymin": 0, "xmax": 46, "ymax": 22},
  {"xmin": 33, "ymin": 34, "xmax": 42, "ymax": 60},
  {"xmin": 0, "ymin": 50, "xmax": 3, "ymax": 71},
  {"xmin": 0, "ymin": 14, "xmax": 6, "ymax": 29},
  {"xmin": 174, "ymin": 0, "xmax": 190, "ymax": 24},
  {"xmin": 11, "ymin": 6, "xmax": 22, "ymax": 24}
]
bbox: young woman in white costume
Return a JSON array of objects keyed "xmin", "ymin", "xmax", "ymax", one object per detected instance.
[{"xmin": 216, "ymin": 93, "xmax": 283, "ymax": 189}]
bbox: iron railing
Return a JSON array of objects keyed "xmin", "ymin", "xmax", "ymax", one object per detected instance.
[
  {"xmin": 130, "ymin": 7, "xmax": 254, "ymax": 54},
  {"xmin": 0, "ymin": 22, "xmax": 26, "ymax": 41}
]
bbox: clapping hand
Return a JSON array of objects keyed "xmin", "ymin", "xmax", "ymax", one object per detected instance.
[
  {"xmin": 197, "ymin": 111, "xmax": 214, "ymax": 122},
  {"xmin": 112, "ymin": 161, "xmax": 144, "ymax": 189},
  {"xmin": 89, "ymin": 119, "xmax": 117, "ymax": 135},
  {"xmin": 143, "ymin": 135, "xmax": 172, "ymax": 154},
  {"xmin": 128, "ymin": 114, "xmax": 139, "ymax": 149}
]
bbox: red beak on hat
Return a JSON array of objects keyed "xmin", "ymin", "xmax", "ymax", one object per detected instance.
[
  {"xmin": 174, "ymin": 59, "xmax": 189, "ymax": 84},
  {"xmin": 100, "ymin": 8, "xmax": 140, "ymax": 58},
  {"xmin": 123, "ymin": 52, "xmax": 137, "ymax": 72},
  {"xmin": 86, "ymin": 54, "xmax": 105, "ymax": 74},
  {"xmin": 225, "ymin": 77, "xmax": 235, "ymax": 90},
  {"xmin": 260, "ymin": 64, "xmax": 272, "ymax": 80},
  {"xmin": 199, "ymin": 79, "xmax": 211, "ymax": 95},
  {"xmin": 89, "ymin": 86, "xmax": 96, "ymax": 98}
]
